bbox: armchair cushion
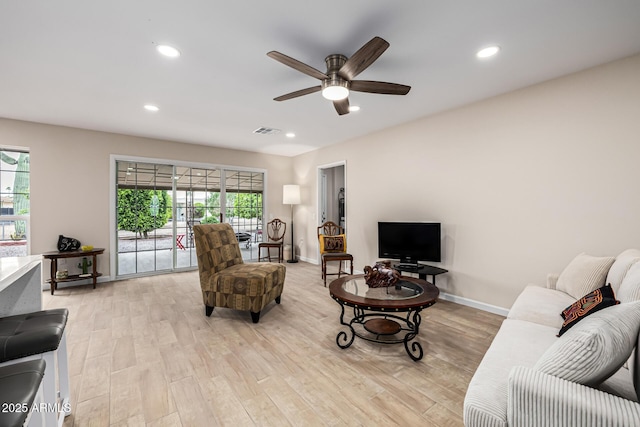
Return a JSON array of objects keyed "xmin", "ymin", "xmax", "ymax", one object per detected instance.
[{"xmin": 202, "ymin": 263, "xmax": 286, "ymax": 313}]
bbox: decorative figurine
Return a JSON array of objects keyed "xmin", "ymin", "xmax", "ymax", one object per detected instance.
[
  {"xmin": 363, "ymin": 261, "xmax": 400, "ymax": 288},
  {"xmin": 78, "ymin": 257, "xmax": 92, "ymax": 275},
  {"xmin": 57, "ymin": 235, "xmax": 81, "ymax": 252}
]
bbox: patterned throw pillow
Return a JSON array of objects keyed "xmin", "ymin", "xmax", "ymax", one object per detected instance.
[
  {"xmin": 558, "ymin": 284, "xmax": 619, "ymax": 336},
  {"xmin": 320, "ymin": 234, "xmax": 346, "ymax": 253}
]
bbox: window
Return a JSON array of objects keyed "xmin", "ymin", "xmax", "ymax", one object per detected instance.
[{"xmin": 0, "ymin": 150, "xmax": 30, "ymax": 257}]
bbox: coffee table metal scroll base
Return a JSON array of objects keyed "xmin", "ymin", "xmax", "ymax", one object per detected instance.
[
  {"xmin": 329, "ymin": 274, "xmax": 439, "ymax": 362},
  {"xmin": 334, "ymin": 304, "xmax": 427, "ymax": 361}
]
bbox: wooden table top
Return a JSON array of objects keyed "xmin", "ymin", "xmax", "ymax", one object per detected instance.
[
  {"xmin": 329, "ymin": 274, "xmax": 439, "ymax": 310},
  {"xmin": 42, "ymin": 248, "xmax": 105, "ymax": 258}
]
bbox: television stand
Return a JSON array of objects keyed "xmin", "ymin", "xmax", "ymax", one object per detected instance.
[
  {"xmin": 392, "ymin": 263, "xmax": 448, "ymax": 287},
  {"xmin": 397, "ymin": 263, "xmax": 419, "ymax": 271}
]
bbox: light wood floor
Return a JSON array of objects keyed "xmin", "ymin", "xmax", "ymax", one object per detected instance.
[{"xmin": 43, "ymin": 261, "xmax": 503, "ymax": 427}]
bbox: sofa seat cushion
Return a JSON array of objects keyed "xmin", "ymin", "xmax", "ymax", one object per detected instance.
[
  {"xmin": 464, "ymin": 319, "xmax": 559, "ymax": 427},
  {"xmin": 507, "ymin": 285, "xmax": 575, "ymax": 329}
]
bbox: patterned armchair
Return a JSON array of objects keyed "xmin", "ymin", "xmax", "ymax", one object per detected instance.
[{"xmin": 193, "ymin": 223, "xmax": 286, "ymax": 323}]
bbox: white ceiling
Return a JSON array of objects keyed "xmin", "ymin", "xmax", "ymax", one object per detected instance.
[{"xmin": 1, "ymin": 1, "xmax": 640, "ymax": 157}]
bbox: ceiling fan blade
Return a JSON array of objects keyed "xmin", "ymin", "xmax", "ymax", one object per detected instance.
[
  {"xmin": 350, "ymin": 80, "xmax": 411, "ymax": 95},
  {"xmin": 274, "ymin": 86, "xmax": 322, "ymax": 101},
  {"xmin": 338, "ymin": 36, "xmax": 390, "ymax": 80},
  {"xmin": 333, "ymin": 98, "xmax": 350, "ymax": 115},
  {"xmin": 267, "ymin": 51, "xmax": 328, "ymax": 80}
]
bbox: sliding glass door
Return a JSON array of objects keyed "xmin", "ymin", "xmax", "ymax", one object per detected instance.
[
  {"xmin": 224, "ymin": 170, "xmax": 264, "ymax": 261},
  {"xmin": 173, "ymin": 166, "xmax": 222, "ymax": 269},
  {"xmin": 116, "ymin": 160, "xmax": 264, "ymax": 277},
  {"xmin": 116, "ymin": 162, "xmax": 175, "ymax": 275}
]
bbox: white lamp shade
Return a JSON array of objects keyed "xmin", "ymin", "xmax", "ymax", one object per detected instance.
[{"xmin": 283, "ymin": 184, "xmax": 301, "ymax": 205}]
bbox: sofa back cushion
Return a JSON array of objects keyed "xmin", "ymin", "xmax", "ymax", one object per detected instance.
[
  {"xmin": 534, "ymin": 301, "xmax": 640, "ymax": 388},
  {"xmin": 607, "ymin": 249, "xmax": 640, "ymax": 294},
  {"xmin": 618, "ymin": 262, "xmax": 640, "ymax": 304},
  {"xmin": 556, "ymin": 253, "xmax": 615, "ymax": 299},
  {"xmin": 633, "ymin": 329, "xmax": 640, "ymax": 402}
]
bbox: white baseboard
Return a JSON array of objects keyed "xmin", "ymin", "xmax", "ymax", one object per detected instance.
[
  {"xmin": 438, "ymin": 291, "xmax": 509, "ymax": 317},
  {"xmin": 296, "ymin": 258, "xmax": 509, "ymax": 316}
]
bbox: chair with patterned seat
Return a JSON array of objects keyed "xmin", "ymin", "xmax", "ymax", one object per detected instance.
[
  {"xmin": 193, "ymin": 223, "xmax": 286, "ymax": 323},
  {"xmin": 317, "ymin": 221, "xmax": 353, "ymax": 286}
]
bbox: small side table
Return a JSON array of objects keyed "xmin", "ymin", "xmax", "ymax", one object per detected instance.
[{"xmin": 42, "ymin": 248, "xmax": 105, "ymax": 295}]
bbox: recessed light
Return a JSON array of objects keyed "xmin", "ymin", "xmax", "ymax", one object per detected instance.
[
  {"xmin": 285, "ymin": 132, "xmax": 296, "ymax": 138},
  {"xmin": 156, "ymin": 45, "xmax": 181, "ymax": 58},
  {"xmin": 476, "ymin": 45, "xmax": 500, "ymax": 58},
  {"xmin": 144, "ymin": 104, "xmax": 159, "ymax": 112},
  {"xmin": 348, "ymin": 105, "xmax": 360, "ymax": 112}
]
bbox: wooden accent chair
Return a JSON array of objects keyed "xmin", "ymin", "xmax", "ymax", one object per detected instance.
[
  {"xmin": 193, "ymin": 223, "xmax": 286, "ymax": 323},
  {"xmin": 258, "ymin": 218, "xmax": 286, "ymax": 262},
  {"xmin": 317, "ymin": 221, "xmax": 353, "ymax": 286}
]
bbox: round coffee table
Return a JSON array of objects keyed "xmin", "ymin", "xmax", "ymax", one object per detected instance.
[{"xmin": 329, "ymin": 274, "xmax": 439, "ymax": 361}]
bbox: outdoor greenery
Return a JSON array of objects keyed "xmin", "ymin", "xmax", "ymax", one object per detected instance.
[
  {"xmin": 0, "ymin": 151, "xmax": 29, "ymax": 240},
  {"xmin": 193, "ymin": 202, "xmax": 205, "ymax": 218},
  {"xmin": 227, "ymin": 192, "xmax": 262, "ymax": 219},
  {"xmin": 201, "ymin": 215, "xmax": 219, "ymax": 224},
  {"xmin": 118, "ymin": 189, "xmax": 171, "ymax": 238}
]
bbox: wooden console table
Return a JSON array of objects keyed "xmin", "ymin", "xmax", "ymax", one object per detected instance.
[{"xmin": 42, "ymin": 248, "xmax": 104, "ymax": 295}]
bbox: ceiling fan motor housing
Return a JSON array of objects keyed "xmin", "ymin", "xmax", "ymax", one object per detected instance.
[{"xmin": 322, "ymin": 54, "xmax": 350, "ymax": 99}]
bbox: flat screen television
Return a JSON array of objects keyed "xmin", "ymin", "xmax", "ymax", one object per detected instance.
[{"xmin": 378, "ymin": 222, "xmax": 441, "ymax": 266}]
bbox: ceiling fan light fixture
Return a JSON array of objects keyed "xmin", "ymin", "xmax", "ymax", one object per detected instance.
[{"xmin": 321, "ymin": 78, "xmax": 349, "ymax": 100}]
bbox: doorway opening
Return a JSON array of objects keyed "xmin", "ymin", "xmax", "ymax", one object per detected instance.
[{"xmin": 318, "ymin": 161, "xmax": 346, "ymax": 230}]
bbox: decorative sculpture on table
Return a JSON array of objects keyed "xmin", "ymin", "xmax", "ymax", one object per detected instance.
[
  {"xmin": 363, "ymin": 261, "xmax": 400, "ymax": 288},
  {"xmin": 57, "ymin": 235, "xmax": 81, "ymax": 252},
  {"xmin": 78, "ymin": 257, "xmax": 92, "ymax": 275}
]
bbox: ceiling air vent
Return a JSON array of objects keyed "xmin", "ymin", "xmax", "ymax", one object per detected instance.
[{"xmin": 253, "ymin": 127, "xmax": 281, "ymax": 135}]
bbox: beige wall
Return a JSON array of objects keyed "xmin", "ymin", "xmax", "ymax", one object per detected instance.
[
  {"xmin": 2, "ymin": 53, "xmax": 639, "ymax": 310},
  {"xmin": 0, "ymin": 119, "xmax": 293, "ymax": 278},
  {"xmin": 293, "ymin": 53, "xmax": 640, "ymax": 310}
]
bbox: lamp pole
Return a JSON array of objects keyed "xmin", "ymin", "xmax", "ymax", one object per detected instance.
[
  {"xmin": 287, "ymin": 201, "xmax": 297, "ymax": 263},
  {"xmin": 283, "ymin": 185, "xmax": 300, "ymax": 263}
]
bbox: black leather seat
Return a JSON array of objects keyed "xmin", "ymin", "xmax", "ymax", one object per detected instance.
[
  {"xmin": 0, "ymin": 308, "xmax": 71, "ymax": 426},
  {"xmin": 0, "ymin": 359, "xmax": 45, "ymax": 427},
  {"xmin": 0, "ymin": 309, "xmax": 68, "ymax": 362}
]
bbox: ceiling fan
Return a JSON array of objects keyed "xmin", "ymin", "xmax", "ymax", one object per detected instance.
[{"xmin": 267, "ymin": 36, "xmax": 411, "ymax": 116}]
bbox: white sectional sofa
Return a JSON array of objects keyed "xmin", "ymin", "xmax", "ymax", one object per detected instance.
[{"xmin": 464, "ymin": 249, "xmax": 640, "ymax": 427}]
